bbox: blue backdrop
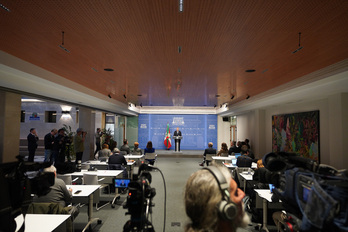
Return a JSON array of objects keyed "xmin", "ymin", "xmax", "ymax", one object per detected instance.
[{"xmin": 138, "ymin": 114, "xmax": 217, "ymax": 150}]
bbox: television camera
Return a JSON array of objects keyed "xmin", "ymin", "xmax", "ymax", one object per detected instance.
[
  {"xmin": 0, "ymin": 156, "xmax": 54, "ymax": 232},
  {"xmin": 256, "ymin": 152, "xmax": 348, "ymax": 232},
  {"xmin": 123, "ymin": 164, "xmax": 157, "ymax": 232}
]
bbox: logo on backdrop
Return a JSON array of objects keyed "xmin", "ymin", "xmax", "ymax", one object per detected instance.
[
  {"xmin": 172, "ymin": 117, "xmax": 184, "ymax": 125},
  {"xmin": 29, "ymin": 112, "xmax": 40, "ymax": 121}
]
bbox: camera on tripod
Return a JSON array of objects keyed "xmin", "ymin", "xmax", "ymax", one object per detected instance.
[{"xmin": 123, "ymin": 164, "xmax": 157, "ymax": 232}]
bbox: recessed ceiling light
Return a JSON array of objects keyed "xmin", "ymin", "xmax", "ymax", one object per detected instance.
[
  {"xmin": 245, "ymin": 69, "xmax": 256, "ymax": 73},
  {"xmin": 104, "ymin": 68, "xmax": 114, "ymax": 72}
]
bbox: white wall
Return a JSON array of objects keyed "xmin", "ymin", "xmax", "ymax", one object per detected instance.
[
  {"xmin": 217, "ymin": 116, "xmax": 231, "ymax": 150},
  {"xmin": 20, "ymin": 102, "xmax": 78, "ymax": 139},
  {"xmin": 235, "ymin": 93, "xmax": 348, "ymax": 169}
]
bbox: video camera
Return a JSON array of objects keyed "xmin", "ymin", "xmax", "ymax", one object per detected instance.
[
  {"xmin": 257, "ymin": 152, "xmax": 348, "ymax": 231},
  {"xmin": 0, "ymin": 156, "xmax": 54, "ymax": 232},
  {"xmin": 123, "ymin": 164, "xmax": 157, "ymax": 232}
]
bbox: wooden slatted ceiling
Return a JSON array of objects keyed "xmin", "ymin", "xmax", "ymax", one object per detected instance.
[{"xmin": 0, "ymin": 0, "xmax": 347, "ymax": 107}]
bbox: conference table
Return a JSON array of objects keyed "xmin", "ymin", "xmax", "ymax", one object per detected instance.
[
  {"xmin": 16, "ymin": 214, "xmax": 71, "ymax": 232},
  {"xmin": 82, "ymin": 160, "xmax": 136, "ymax": 179},
  {"xmin": 67, "ymin": 185, "xmax": 101, "ymax": 232}
]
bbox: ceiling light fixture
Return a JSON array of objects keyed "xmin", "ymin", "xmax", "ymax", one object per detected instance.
[
  {"xmin": 292, "ymin": 32, "xmax": 303, "ymax": 54},
  {"xmin": 246, "ymin": 94, "xmax": 250, "ymax": 99},
  {"xmin": 0, "ymin": 3, "xmax": 10, "ymax": 12},
  {"xmin": 104, "ymin": 68, "xmax": 114, "ymax": 72},
  {"xmin": 59, "ymin": 31, "xmax": 71, "ymax": 53},
  {"xmin": 108, "ymin": 94, "xmax": 112, "ymax": 98},
  {"xmin": 179, "ymin": 0, "xmax": 184, "ymax": 12},
  {"xmin": 245, "ymin": 69, "xmax": 255, "ymax": 73},
  {"xmin": 61, "ymin": 111, "xmax": 70, "ymax": 114}
]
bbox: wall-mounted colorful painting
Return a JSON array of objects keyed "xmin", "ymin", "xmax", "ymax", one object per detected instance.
[{"xmin": 272, "ymin": 110, "xmax": 320, "ymax": 162}]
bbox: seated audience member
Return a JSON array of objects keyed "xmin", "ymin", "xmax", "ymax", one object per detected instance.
[
  {"xmin": 131, "ymin": 142, "xmax": 142, "ymax": 155},
  {"xmin": 200, "ymin": 142, "xmax": 216, "ymax": 166},
  {"xmin": 236, "ymin": 141, "xmax": 242, "ymax": 153},
  {"xmin": 33, "ymin": 165, "xmax": 72, "ymax": 207},
  {"xmin": 184, "ymin": 164, "xmax": 250, "ymax": 232},
  {"xmin": 144, "ymin": 141, "xmax": 156, "ymax": 165},
  {"xmin": 120, "ymin": 139, "xmax": 131, "ymax": 154},
  {"xmin": 228, "ymin": 141, "xmax": 239, "ymax": 155},
  {"xmin": 244, "ymin": 139, "xmax": 251, "ymax": 149},
  {"xmin": 108, "ymin": 148, "xmax": 128, "ymax": 178},
  {"xmin": 95, "ymin": 143, "xmax": 112, "ymax": 160},
  {"xmin": 240, "ymin": 144, "xmax": 255, "ymax": 159},
  {"xmin": 217, "ymin": 142, "xmax": 229, "ymax": 157},
  {"xmin": 236, "ymin": 151, "xmax": 253, "ymax": 167}
]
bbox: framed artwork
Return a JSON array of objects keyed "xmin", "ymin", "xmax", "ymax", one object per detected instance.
[{"xmin": 272, "ymin": 110, "xmax": 320, "ymax": 162}]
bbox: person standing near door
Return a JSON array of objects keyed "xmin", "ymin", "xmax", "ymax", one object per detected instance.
[{"xmin": 27, "ymin": 128, "xmax": 39, "ymax": 162}]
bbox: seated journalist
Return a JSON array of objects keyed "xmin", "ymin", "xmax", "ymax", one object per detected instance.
[
  {"xmin": 33, "ymin": 165, "xmax": 72, "ymax": 207},
  {"xmin": 108, "ymin": 148, "xmax": 128, "ymax": 178},
  {"xmin": 184, "ymin": 164, "xmax": 250, "ymax": 232},
  {"xmin": 95, "ymin": 143, "xmax": 112, "ymax": 160}
]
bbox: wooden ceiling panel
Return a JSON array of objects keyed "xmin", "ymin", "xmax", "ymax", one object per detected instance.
[{"xmin": 1, "ymin": 0, "xmax": 348, "ymax": 107}]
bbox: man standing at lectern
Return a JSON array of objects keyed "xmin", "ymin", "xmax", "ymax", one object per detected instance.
[{"xmin": 174, "ymin": 127, "xmax": 182, "ymax": 151}]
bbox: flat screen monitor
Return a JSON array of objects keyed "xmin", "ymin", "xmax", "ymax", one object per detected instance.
[{"xmin": 114, "ymin": 178, "xmax": 131, "ymax": 188}]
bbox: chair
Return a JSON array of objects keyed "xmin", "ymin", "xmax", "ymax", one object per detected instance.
[
  {"xmin": 145, "ymin": 153, "xmax": 157, "ymax": 165},
  {"xmin": 57, "ymin": 174, "xmax": 79, "ymax": 185},
  {"xmin": 82, "ymin": 173, "xmax": 110, "ymax": 210}
]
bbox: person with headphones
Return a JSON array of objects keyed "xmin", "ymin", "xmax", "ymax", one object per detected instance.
[{"xmin": 184, "ymin": 164, "xmax": 250, "ymax": 232}]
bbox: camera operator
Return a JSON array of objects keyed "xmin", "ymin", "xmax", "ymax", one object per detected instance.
[
  {"xmin": 74, "ymin": 128, "xmax": 87, "ymax": 164},
  {"xmin": 51, "ymin": 129, "xmax": 66, "ymax": 164},
  {"xmin": 184, "ymin": 164, "xmax": 250, "ymax": 232}
]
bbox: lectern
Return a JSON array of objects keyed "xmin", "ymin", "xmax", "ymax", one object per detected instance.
[{"xmin": 173, "ymin": 136, "xmax": 182, "ymax": 152}]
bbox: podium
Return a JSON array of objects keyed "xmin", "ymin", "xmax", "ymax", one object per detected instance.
[{"xmin": 173, "ymin": 136, "xmax": 182, "ymax": 152}]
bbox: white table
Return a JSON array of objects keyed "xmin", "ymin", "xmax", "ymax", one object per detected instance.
[
  {"xmin": 24, "ymin": 214, "xmax": 70, "ymax": 232},
  {"xmin": 254, "ymin": 189, "xmax": 282, "ymax": 232},
  {"xmin": 65, "ymin": 170, "xmax": 123, "ymax": 177},
  {"xmin": 82, "ymin": 160, "xmax": 136, "ymax": 178},
  {"xmin": 239, "ymin": 172, "xmax": 254, "ymax": 192},
  {"xmin": 67, "ymin": 185, "xmax": 101, "ymax": 232},
  {"xmin": 212, "ymin": 156, "xmax": 234, "ymax": 161}
]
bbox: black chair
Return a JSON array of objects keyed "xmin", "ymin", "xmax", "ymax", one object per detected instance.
[{"xmin": 108, "ymin": 164, "xmax": 128, "ymax": 178}]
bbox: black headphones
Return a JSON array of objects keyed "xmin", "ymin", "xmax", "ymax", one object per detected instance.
[{"xmin": 203, "ymin": 166, "xmax": 238, "ymax": 221}]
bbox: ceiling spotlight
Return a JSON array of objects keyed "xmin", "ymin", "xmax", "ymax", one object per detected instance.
[
  {"xmin": 123, "ymin": 94, "xmax": 127, "ymax": 99},
  {"xmin": 231, "ymin": 95, "xmax": 235, "ymax": 100},
  {"xmin": 108, "ymin": 94, "xmax": 112, "ymax": 98},
  {"xmin": 245, "ymin": 69, "xmax": 256, "ymax": 73},
  {"xmin": 246, "ymin": 95, "xmax": 250, "ymax": 99},
  {"xmin": 104, "ymin": 68, "xmax": 114, "ymax": 72}
]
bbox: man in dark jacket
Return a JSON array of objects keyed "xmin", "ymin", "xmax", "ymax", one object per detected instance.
[
  {"xmin": 44, "ymin": 129, "xmax": 57, "ymax": 162},
  {"xmin": 200, "ymin": 142, "xmax": 217, "ymax": 166},
  {"xmin": 108, "ymin": 149, "xmax": 128, "ymax": 177},
  {"xmin": 27, "ymin": 128, "xmax": 39, "ymax": 162},
  {"xmin": 120, "ymin": 139, "xmax": 131, "ymax": 154}
]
